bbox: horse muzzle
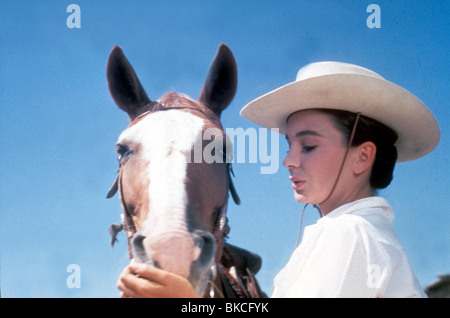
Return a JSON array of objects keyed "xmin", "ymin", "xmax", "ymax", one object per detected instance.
[{"xmin": 131, "ymin": 229, "xmax": 216, "ymax": 294}]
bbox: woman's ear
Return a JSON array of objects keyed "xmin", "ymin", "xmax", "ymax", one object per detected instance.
[{"xmin": 353, "ymin": 141, "xmax": 377, "ymax": 175}]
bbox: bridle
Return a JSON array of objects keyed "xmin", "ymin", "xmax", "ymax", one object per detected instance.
[{"xmin": 106, "ymin": 104, "xmax": 242, "ymax": 296}]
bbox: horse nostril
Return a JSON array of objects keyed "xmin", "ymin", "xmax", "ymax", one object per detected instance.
[
  {"xmin": 193, "ymin": 230, "xmax": 216, "ymax": 268},
  {"xmin": 132, "ymin": 232, "xmax": 152, "ymax": 264},
  {"xmin": 132, "ymin": 232, "xmax": 145, "ymax": 247},
  {"xmin": 189, "ymin": 230, "xmax": 216, "ymax": 294}
]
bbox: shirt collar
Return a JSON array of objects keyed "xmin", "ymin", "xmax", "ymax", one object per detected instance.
[{"xmin": 321, "ymin": 196, "xmax": 393, "ymax": 220}]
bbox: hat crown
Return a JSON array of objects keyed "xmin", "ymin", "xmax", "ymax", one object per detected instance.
[{"xmin": 296, "ymin": 61, "xmax": 384, "ymax": 82}]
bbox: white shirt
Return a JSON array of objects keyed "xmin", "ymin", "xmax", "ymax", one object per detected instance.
[{"xmin": 272, "ymin": 197, "xmax": 426, "ymax": 298}]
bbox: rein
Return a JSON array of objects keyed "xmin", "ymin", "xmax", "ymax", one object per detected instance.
[{"xmin": 295, "ymin": 112, "xmax": 361, "ymax": 248}]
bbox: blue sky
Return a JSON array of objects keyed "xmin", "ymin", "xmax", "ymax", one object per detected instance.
[{"xmin": 0, "ymin": 1, "xmax": 448, "ymax": 297}]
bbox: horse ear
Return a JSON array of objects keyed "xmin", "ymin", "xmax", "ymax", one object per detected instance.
[
  {"xmin": 199, "ymin": 44, "xmax": 237, "ymax": 117},
  {"xmin": 106, "ymin": 45, "xmax": 151, "ymax": 122}
]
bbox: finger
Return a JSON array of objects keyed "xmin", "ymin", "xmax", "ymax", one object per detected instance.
[
  {"xmin": 122, "ymin": 263, "xmax": 200, "ymax": 297},
  {"xmin": 119, "ymin": 263, "xmax": 134, "ymax": 277},
  {"xmin": 129, "ymin": 263, "xmax": 170, "ymax": 284},
  {"xmin": 118, "ymin": 284, "xmax": 140, "ymax": 298},
  {"xmin": 117, "ymin": 274, "xmax": 147, "ymax": 298},
  {"xmin": 119, "ymin": 289, "xmax": 134, "ymax": 298}
]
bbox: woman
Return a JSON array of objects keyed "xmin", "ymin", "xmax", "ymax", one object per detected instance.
[
  {"xmin": 117, "ymin": 61, "xmax": 440, "ymax": 298},
  {"xmin": 240, "ymin": 61, "xmax": 439, "ymax": 297}
]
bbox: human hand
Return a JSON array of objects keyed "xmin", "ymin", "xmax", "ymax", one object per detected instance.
[{"xmin": 117, "ymin": 262, "xmax": 201, "ymax": 298}]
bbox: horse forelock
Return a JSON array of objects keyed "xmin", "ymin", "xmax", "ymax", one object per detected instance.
[{"xmin": 128, "ymin": 92, "xmax": 222, "ymax": 129}]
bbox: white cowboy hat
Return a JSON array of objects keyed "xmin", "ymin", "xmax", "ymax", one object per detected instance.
[{"xmin": 240, "ymin": 61, "xmax": 440, "ymax": 162}]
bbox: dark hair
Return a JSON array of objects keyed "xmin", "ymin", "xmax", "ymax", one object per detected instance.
[{"xmin": 317, "ymin": 109, "xmax": 398, "ymax": 189}]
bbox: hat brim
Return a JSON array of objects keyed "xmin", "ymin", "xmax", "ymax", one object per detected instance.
[{"xmin": 241, "ymin": 74, "xmax": 440, "ymax": 162}]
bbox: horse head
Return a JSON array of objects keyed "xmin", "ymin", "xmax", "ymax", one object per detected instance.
[{"xmin": 106, "ymin": 44, "xmax": 242, "ymax": 295}]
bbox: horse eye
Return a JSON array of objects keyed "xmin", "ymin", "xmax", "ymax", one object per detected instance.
[
  {"xmin": 116, "ymin": 144, "xmax": 131, "ymax": 163},
  {"xmin": 116, "ymin": 144, "xmax": 128, "ymax": 155}
]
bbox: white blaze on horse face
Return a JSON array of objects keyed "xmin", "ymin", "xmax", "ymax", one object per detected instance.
[{"xmin": 117, "ymin": 109, "xmax": 205, "ymax": 277}]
